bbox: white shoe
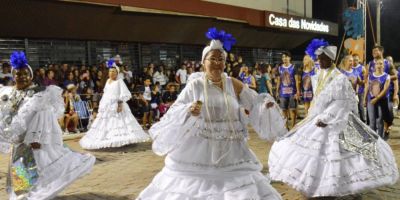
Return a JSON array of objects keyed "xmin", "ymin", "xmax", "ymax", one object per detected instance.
[{"xmin": 64, "ymin": 130, "xmax": 70, "ymax": 135}]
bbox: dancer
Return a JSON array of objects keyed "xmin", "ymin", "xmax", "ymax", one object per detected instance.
[
  {"xmin": 268, "ymin": 43, "xmax": 399, "ymax": 198},
  {"xmin": 137, "ymin": 28, "xmax": 286, "ymax": 200},
  {"xmin": 79, "ymin": 59, "xmax": 149, "ymax": 149},
  {"xmin": 0, "ymin": 51, "xmax": 95, "ymax": 200}
]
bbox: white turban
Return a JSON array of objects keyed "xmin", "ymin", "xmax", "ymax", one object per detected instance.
[
  {"xmin": 315, "ymin": 45, "xmax": 337, "ymax": 61},
  {"xmin": 201, "ymin": 40, "xmax": 228, "ymax": 65}
]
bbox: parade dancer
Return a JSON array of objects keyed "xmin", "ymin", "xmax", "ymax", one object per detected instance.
[
  {"xmin": 268, "ymin": 43, "xmax": 399, "ymax": 198},
  {"xmin": 0, "ymin": 51, "xmax": 95, "ymax": 200},
  {"xmin": 80, "ymin": 59, "xmax": 149, "ymax": 149},
  {"xmin": 137, "ymin": 28, "xmax": 286, "ymax": 200}
]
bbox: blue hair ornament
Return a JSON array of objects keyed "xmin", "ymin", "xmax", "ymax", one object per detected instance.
[
  {"xmin": 107, "ymin": 59, "xmax": 115, "ymax": 68},
  {"xmin": 305, "ymin": 39, "xmax": 329, "ymax": 60},
  {"xmin": 10, "ymin": 51, "xmax": 28, "ymax": 70},
  {"xmin": 206, "ymin": 27, "xmax": 236, "ymax": 51}
]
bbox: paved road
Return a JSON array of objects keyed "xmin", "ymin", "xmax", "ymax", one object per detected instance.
[{"xmin": 1, "ymin": 119, "xmax": 400, "ymax": 200}]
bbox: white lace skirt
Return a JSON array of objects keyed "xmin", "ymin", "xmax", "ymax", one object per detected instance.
[
  {"xmin": 268, "ymin": 117, "xmax": 399, "ymax": 197},
  {"xmin": 79, "ymin": 102, "xmax": 150, "ymax": 149},
  {"xmin": 10, "ymin": 144, "xmax": 95, "ymax": 200},
  {"xmin": 137, "ymin": 167, "xmax": 282, "ymax": 200}
]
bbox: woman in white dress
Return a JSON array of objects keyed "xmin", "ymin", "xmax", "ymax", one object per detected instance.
[
  {"xmin": 136, "ymin": 28, "xmax": 286, "ymax": 200},
  {"xmin": 0, "ymin": 51, "xmax": 95, "ymax": 200},
  {"xmin": 79, "ymin": 59, "xmax": 149, "ymax": 149},
  {"xmin": 268, "ymin": 43, "xmax": 399, "ymax": 198}
]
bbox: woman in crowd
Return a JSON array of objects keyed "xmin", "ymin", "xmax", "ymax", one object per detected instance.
[
  {"xmin": 63, "ymin": 71, "xmax": 76, "ymax": 89},
  {"xmin": 256, "ymin": 63, "xmax": 273, "ymax": 95},
  {"xmin": 43, "ymin": 69, "xmax": 58, "ymax": 86},
  {"xmin": 239, "ymin": 64, "xmax": 257, "ymax": 90},
  {"xmin": 364, "ymin": 58, "xmax": 393, "ymax": 139},
  {"xmin": 79, "ymin": 59, "xmax": 149, "ymax": 150},
  {"xmin": 63, "ymin": 84, "xmax": 81, "ymax": 134},
  {"xmin": 137, "ymin": 27, "xmax": 285, "ymax": 200},
  {"xmin": 301, "ymin": 55, "xmax": 316, "ymax": 115}
]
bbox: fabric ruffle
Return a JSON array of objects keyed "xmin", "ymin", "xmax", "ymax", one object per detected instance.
[
  {"xmin": 80, "ymin": 103, "xmax": 149, "ymax": 149},
  {"xmin": 137, "ymin": 169, "xmax": 282, "ymax": 200},
  {"xmin": 242, "ymin": 89, "xmax": 287, "ymax": 141},
  {"xmin": 11, "ymin": 144, "xmax": 96, "ymax": 200},
  {"xmin": 269, "ymin": 114, "xmax": 399, "ymax": 197}
]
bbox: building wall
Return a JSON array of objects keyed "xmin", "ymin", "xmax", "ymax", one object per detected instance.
[{"xmin": 203, "ymin": 0, "xmax": 312, "ymax": 18}]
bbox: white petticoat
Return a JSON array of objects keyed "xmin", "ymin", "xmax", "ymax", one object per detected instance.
[
  {"xmin": 137, "ymin": 168, "xmax": 281, "ymax": 200},
  {"xmin": 268, "ymin": 117, "xmax": 399, "ymax": 197},
  {"xmin": 10, "ymin": 144, "xmax": 95, "ymax": 200},
  {"xmin": 79, "ymin": 103, "xmax": 150, "ymax": 149}
]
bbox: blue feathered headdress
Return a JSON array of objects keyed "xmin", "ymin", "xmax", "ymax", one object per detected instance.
[
  {"xmin": 107, "ymin": 59, "xmax": 116, "ymax": 68},
  {"xmin": 10, "ymin": 51, "xmax": 29, "ymax": 70},
  {"xmin": 205, "ymin": 27, "xmax": 236, "ymax": 51},
  {"xmin": 305, "ymin": 39, "xmax": 329, "ymax": 60}
]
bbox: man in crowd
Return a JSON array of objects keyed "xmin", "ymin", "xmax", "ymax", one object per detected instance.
[{"xmin": 275, "ymin": 51, "xmax": 301, "ymax": 128}]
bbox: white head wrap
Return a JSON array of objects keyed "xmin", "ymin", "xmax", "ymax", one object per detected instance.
[
  {"xmin": 315, "ymin": 45, "xmax": 337, "ymax": 61},
  {"xmin": 201, "ymin": 40, "xmax": 228, "ymax": 65}
]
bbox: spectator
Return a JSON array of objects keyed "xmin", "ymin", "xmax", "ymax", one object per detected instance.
[
  {"xmin": 175, "ymin": 64, "xmax": 188, "ymax": 89},
  {"xmin": 33, "ymin": 67, "xmax": 46, "ymax": 86},
  {"xmin": 43, "ymin": 69, "xmax": 58, "ymax": 86},
  {"xmin": 365, "ymin": 58, "xmax": 392, "ymax": 139},
  {"xmin": 300, "ymin": 55, "xmax": 316, "ymax": 116},
  {"xmin": 0, "ymin": 62, "xmax": 12, "ymax": 79},
  {"xmin": 63, "ymin": 71, "xmax": 76, "ymax": 89},
  {"xmin": 139, "ymin": 77, "xmax": 153, "ymax": 129},
  {"xmin": 275, "ymin": 51, "xmax": 300, "ymax": 129},
  {"xmin": 162, "ymin": 83, "xmax": 178, "ymax": 107},
  {"xmin": 239, "ymin": 64, "xmax": 257, "ymax": 90},
  {"xmin": 63, "ymin": 84, "xmax": 81, "ymax": 134},
  {"xmin": 257, "ymin": 63, "xmax": 273, "ymax": 95},
  {"xmin": 153, "ymin": 65, "xmax": 168, "ymax": 88},
  {"xmin": 79, "ymin": 70, "xmax": 94, "ymax": 92},
  {"xmin": 352, "ymin": 53, "xmax": 367, "ymax": 122},
  {"xmin": 150, "ymin": 84, "xmax": 162, "ymax": 121}
]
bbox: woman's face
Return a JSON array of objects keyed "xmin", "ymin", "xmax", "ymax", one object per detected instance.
[
  {"xmin": 282, "ymin": 54, "xmax": 291, "ymax": 64},
  {"xmin": 375, "ymin": 59, "xmax": 384, "ymax": 72},
  {"xmin": 345, "ymin": 56, "xmax": 354, "ymax": 68},
  {"xmin": 242, "ymin": 66, "xmax": 249, "ymax": 74},
  {"xmin": 97, "ymin": 71, "xmax": 103, "ymax": 78},
  {"xmin": 68, "ymin": 73, "xmax": 74, "ymax": 80},
  {"xmin": 303, "ymin": 55, "xmax": 312, "ymax": 66},
  {"xmin": 148, "ymin": 67, "xmax": 154, "ymax": 75},
  {"xmin": 14, "ymin": 68, "xmax": 32, "ymax": 90},
  {"xmin": 48, "ymin": 71, "xmax": 55, "ymax": 79},
  {"xmin": 204, "ymin": 50, "xmax": 225, "ymax": 80},
  {"xmin": 108, "ymin": 68, "xmax": 118, "ymax": 80}
]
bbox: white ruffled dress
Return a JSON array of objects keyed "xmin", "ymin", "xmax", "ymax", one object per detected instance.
[
  {"xmin": 0, "ymin": 85, "xmax": 95, "ymax": 200},
  {"xmin": 79, "ymin": 79, "xmax": 149, "ymax": 149},
  {"xmin": 137, "ymin": 73, "xmax": 286, "ymax": 200},
  {"xmin": 268, "ymin": 68, "xmax": 399, "ymax": 197}
]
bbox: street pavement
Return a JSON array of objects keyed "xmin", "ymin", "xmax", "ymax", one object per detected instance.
[{"xmin": 1, "ymin": 115, "xmax": 400, "ymax": 200}]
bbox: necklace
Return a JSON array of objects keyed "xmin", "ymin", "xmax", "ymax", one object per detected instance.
[{"xmin": 206, "ymin": 76, "xmax": 223, "ymax": 85}]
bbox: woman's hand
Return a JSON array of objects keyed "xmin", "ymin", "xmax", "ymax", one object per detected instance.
[
  {"xmin": 190, "ymin": 101, "xmax": 202, "ymax": 116},
  {"xmin": 371, "ymin": 98, "xmax": 378, "ymax": 105},
  {"xmin": 266, "ymin": 102, "xmax": 274, "ymax": 109},
  {"xmin": 315, "ymin": 120, "xmax": 327, "ymax": 128},
  {"xmin": 31, "ymin": 142, "xmax": 41, "ymax": 149}
]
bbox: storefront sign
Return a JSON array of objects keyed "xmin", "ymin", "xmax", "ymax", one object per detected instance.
[{"xmin": 265, "ymin": 11, "xmax": 338, "ymax": 36}]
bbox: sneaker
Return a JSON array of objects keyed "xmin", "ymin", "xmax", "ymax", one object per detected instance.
[{"xmin": 64, "ymin": 129, "xmax": 70, "ymax": 135}]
